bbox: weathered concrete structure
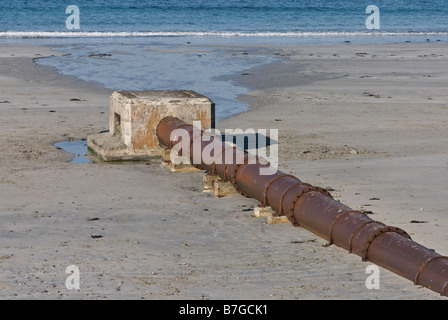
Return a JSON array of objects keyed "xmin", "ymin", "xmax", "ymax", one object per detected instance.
[{"xmin": 87, "ymin": 90, "xmax": 215, "ymax": 161}]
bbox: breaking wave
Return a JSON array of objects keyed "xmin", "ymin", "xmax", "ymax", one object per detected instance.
[{"xmin": 2, "ymin": 31, "xmax": 448, "ymax": 38}]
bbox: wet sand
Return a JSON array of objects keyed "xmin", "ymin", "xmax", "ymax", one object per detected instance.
[{"xmin": 0, "ymin": 42, "xmax": 447, "ymax": 300}]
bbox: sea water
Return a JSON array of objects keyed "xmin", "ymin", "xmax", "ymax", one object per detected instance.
[{"xmin": 1, "ymin": 0, "xmax": 448, "ymax": 119}]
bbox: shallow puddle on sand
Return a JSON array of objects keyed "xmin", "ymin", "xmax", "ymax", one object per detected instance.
[{"xmin": 55, "ymin": 139, "xmax": 91, "ymax": 164}]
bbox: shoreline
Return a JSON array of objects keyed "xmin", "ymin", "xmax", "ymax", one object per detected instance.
[{"xmin": 1, "ymin": 42, "xmax": 447, "ymax": 300}]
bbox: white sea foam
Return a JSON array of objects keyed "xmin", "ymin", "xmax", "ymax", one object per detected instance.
[{"xmin": 1, "ymin": 31, "xmax": 448, "ymax": 38}]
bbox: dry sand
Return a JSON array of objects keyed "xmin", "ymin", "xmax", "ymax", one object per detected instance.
[{"xmin": 0, "ymin": 42, "xmax": 447, "ymax": 300}]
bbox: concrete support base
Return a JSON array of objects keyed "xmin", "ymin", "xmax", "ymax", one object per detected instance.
[
  {"xmin": 160, "ymin": 148, "xmax": 201, "ymax": 173},
  {"xmin": 202, "ymin": 174, "xmax": 220, "ymax": 193},
  {"xmin": 253, "ymin": 205, "xmax": 274, "ymax": 218},
  {"xmin": 87, "ymin": 133, "xmax": 161, "ymax": 162},
  {"xmin": 253, "ymin": 205, "xmax": 290, "ymax": 225},
  {"xmin": 161, "ymin": 162, "xmax": 202, "ymax": 173},
  {"xmin": 202, "ymin": 173, "xmax": 239, "ymax": 198},
  {"xmin": 267, "ymin": 215, "xmax": 290, "ymax": 225},
  {"xmin": 212, "ymin": 179, "xmax": 239, "ymax": 198}
]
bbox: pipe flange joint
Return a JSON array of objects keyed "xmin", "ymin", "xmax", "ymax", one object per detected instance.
[
  {"xmin": 286, "ymin": 185, "xmax": 332, "ymax": 227},
  {"xmin": 442, "ymin": 280, "xmax": 448, "ymax": 297},
  {"xmin": 360, "ymin": 226, "xmax": 412, "ymax": 262},
  {"xmin": 229, "ymin": 161, "xmax": 251, "ymax": 198},
  {"xmin": 261, "ymin": 174, "xmax": 299, "ymax": 207},
  {"xmin": 322, "ymin": 210, "xmax": 368, "ymax": 247},
  {"xmin": 414, "ymin": 256, "xmax": 448, "ymax": 289}
]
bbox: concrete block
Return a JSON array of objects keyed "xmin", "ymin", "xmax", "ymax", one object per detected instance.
[
  {"xmin": 252, "ymin": 205, "xmax": 290, "ymax": 225},
  {"xmin": 87, "ymin": 132, "xmax": 155, "ymax": 162},
  {"xmin": 203, "ymin": 174, "xmax": 220, "ymax": 192},
  {"xmin": 212, "ymin": 179, "xmax": 238, "ymax": 198},
  {"xmin": 160, "ymin": 148, "xmax": 201, "ymax": 173},
  {"xmin": 88, "ymin": 90, "xmax": 215, "ymax": 162},
  {"xmin": 267, "ymin": 215, "xmax": 290, "ymax": 225},
  {"xmin": 163, "ymin": 161, "xmax": 202, "ymax": 173},
  {"xmin": 253, "ymin": 205, "xmax": 275, "ymax": 218},
  {"xmin": 161, "ymin": 148, "xmax": 171, "ymax": 165}
]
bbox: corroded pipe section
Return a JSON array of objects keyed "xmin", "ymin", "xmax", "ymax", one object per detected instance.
[{"xmin": 156, "ymin": 116, "xmax": 448, "ymax": 297}]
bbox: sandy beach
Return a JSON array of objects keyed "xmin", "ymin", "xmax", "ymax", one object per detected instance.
[{"xmin": 0, "ymin": 42, "xmax": 447, "ymax": 300}]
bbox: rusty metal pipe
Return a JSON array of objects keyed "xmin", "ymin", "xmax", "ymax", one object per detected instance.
[{"xmin": 156, "ymin": 116, "xmax": 448, "ymax": 297}]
